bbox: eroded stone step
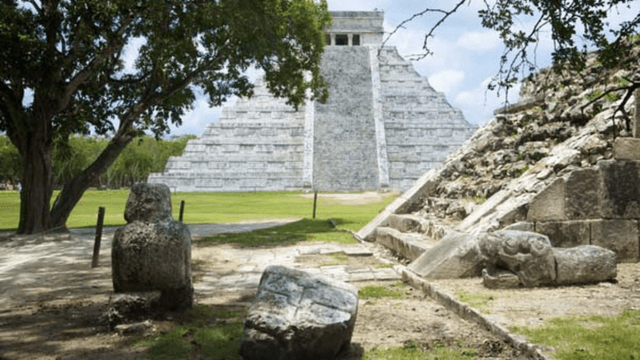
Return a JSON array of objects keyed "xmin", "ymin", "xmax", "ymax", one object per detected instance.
[
  {"xmin": 387, "ymin": 214, "xmax": 427, "ymax": 233},
  {"xmin": 375, "ymin": 226, "xmax": 438, "ymax": 261}
]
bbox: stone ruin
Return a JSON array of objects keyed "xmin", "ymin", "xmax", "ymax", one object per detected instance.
[
  {"xmin": 357, "ymin": 43, "xmax": 640, "ymax": 286},
  {"xmin": 148, "ymin": 11, "xmax": 476, "ymax": 192},
  {"xmin": 240, "ymin": 265, "xmax": 358, "ymax": 360},
  {"xmin": 111, "ymin": 183, "xmax": 193, "ymax": 312}
]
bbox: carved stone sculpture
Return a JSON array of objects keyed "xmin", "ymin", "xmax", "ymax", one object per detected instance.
[
  {"xmin": 112, "ymin": 183, "xmax": 193, "ymax": 310},
  {"xmin": 240, "ymin": 265, "xmax": 358, "ymax": 360},
  {"xmin": 479, "ymin": 230, "xmax": 556, "ymax": 287},
  {"xmin": 479, "ymin": 230, "xmax": 616, "ymax": 288}
]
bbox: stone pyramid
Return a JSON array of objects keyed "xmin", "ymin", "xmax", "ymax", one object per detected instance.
[{"xmin": 148, "ymin": 11, "xmax": 477, "ymax": 192}]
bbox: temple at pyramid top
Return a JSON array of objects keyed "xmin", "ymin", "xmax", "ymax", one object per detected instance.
[
  {"xmin": 149, "ymin": 11, "xmax": 477, "ymax": 192},
  {"xmin": 323, "ymin": 11, "xmax": 384, "ymax": 46}
]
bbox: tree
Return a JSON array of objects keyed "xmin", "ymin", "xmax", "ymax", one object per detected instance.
[
  {"xmin": 0, "ymin": 0, "xmax": 331, "ymax": 234},
  {"xmin": 386, "ymin": 0, "xmax": 640, "ymax": 113}
]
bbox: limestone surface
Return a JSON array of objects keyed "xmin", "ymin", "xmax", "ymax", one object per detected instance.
[
  {"xmin": 112, "ymin": 183, "xmax": 193, "ymax": 310},
  {"xmin": 240, "ymin": 265, "xmax": 358, "ymax": 360}
]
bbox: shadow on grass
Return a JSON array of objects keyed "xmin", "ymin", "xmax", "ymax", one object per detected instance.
[
  {"xmin": 136, "ymin": 305, "xmax": 247, "ymax": 360},
  {"xmin": 199, "ymin": 218, "xmax": 355, "ymax": 247}
]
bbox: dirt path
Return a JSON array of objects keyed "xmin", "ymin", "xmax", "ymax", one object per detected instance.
[
  {"xmin": 1, "ymin": 219, "xmax": 637, "ymax": 359},
  {"xmin": 0, "ymin": 221, "xmax": 521, "ymax": 360}
]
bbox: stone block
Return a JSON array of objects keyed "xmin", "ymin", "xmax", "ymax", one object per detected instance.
[
  {"xmin": 408, "ymin": 232, "xmax": 483, "ymax": 279},
  {"xmin": 598, "ymin": 160, "xmax": 640, "ymax": 218},
  {"xmin": 535, "ymin": 221, "xmax": 590, "ymax": 248},
  {"xmin": 375, "ymin": 227, "xmax": 434, "ymax": 261},
  {"xmin": 613, "ymin": 137, "xmax": 640, "ymax": 160},
  {"xmin": 527, "ymin": 178, "xmax": 565, "ymax": 221},
  {"xmin": 387, "ymin": 214, "xmax": 426, "ymax": 233},
  {"xmin": 502, "ymin": 222, "xmax": 534, "ymax": 232},
  {"xmin": 240, "ymin": 266, "xmax": 358, "ymax": 360},
  {"xmin": 564, "ymin": 169, "xmax": 599, "ymax": 219},
  {"xmin": 553, "ymin": 246, "xmax": 617, "ymax": 285},
  {"xmin": 590, "ymin": 219, "xmax": 639, "ymax": 261}
]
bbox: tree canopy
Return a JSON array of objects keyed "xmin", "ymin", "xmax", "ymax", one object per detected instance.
[{"xmin": 0, "ymin": 0, "xmax": 331, "ymax": 234}]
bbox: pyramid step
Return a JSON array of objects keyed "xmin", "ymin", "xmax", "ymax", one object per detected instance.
[
  {"xmin": 387, "ymin": 214, "xmax": 427, "ymax": 233},
  {"xmin": 375, "ymin": 227, "xmax": 437, "ymax": 261}
]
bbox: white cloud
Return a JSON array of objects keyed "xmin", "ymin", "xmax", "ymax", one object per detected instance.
[
  {"xmin": 453, "ymin": 76, "xmax": 521, "ymax": 125},
  {"xmin": 428, "ymin": 70, "xmax": 465, "ymax": 94},
  {"xmin": 456, "ymin": 31, "xmax": 500, "ymax": 52},
  {"xmin": 171, "ymin": 99, "xmax": 227, "ymax": 136}
]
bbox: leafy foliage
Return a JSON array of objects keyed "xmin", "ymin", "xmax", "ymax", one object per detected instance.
[
  {"xmin": 0, "ymin": 0, "xmax": 331, "ymax": 233},
  {"xmin": 0, "ymin": 134, "xmax": 193, "ymax": 188}
]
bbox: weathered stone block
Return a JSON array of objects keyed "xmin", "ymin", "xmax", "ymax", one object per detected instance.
[
  {"xmin": 527, "ymin": 178, "xmax": 565, "ymax": 221},
  {"xmin": 553, "ymin": 246, "xmax": 617, "ymax": 285},
  {"xmin": 590, "ymin": 219, "xmax": 639, "ymax": 261},
  {"xmin": 375, "ymin": 226, "xmax": 434, "ymax": 261},
  {"xmin": 502, "ymin": 221, "xmax": 534, "ymax": 232},
  {"xmin": 408, "ymin": 232, "xmax": 483, "ymax": 279},
  {"xmin": 598, "ymin": 160, "xmax": 640, "ymax": 218},
  {"xmin": 240, "ymin": 266, "xmax": 358, "ymax": 360},
  {"xmin": 112, "ymin": 183, "xmax": 193, "ymax": 310},
  {"xmin": 564, "ymin": 169, "xmax": 599, "ymax": 219},
  {"xmin": 535, "ymin": 221, "xmax": 590, "ymax": 248},
  {"xmin": 387, "ymin": 214, "xmax": 426, "ymax": 233},
  {"xmin": 613, "ymin": 137, "xmax": 640, "ymax": 160}
]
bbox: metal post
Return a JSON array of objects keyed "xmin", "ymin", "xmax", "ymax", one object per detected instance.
[
  {"xmin": 179, "ymin": 200, "xmax": 185, "ymax": 222},
  {"xmin": 91, "ymin": 206, "xmax": 105, "ymax": 268},
  {"xmin": 312, "ymin": 190, "xmax": 318, "ymax": 219}
]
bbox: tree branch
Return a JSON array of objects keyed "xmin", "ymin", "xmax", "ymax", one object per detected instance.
[
  {"xmin": 58, "ymin": 15, "xmax": 134, "ymax": 114},
  {"xmin": 379, "ymin": 0, "xmax": 468, "ymax": 60}
]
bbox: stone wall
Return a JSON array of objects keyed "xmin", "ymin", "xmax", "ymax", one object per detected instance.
[
  {"xmin": 379, "ymin": 48, "xmax": 476, "ymax": 190},
  {"xmin": 525, "ymin": 138, "xmax": 640, "ymax": 262},
  {"xmin": 312, "ymin": 46, "xmax": 379, "ymax": 191},
  {"xmin": 148, "ymin": 78, "xmax": 306, "ymax": 192}
]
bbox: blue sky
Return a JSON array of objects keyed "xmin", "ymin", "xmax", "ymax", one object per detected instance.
[{"xmin": 171, "ymin": 0, "xmax": 640, "ymax": 136}]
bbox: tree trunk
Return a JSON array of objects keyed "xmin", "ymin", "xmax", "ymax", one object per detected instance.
[
  {"xmin": 51, "ymin": 130, "xmax": 136, "ymax": 229},
  {"xmin": 17, "ymin": 133, "xmax": 54, "ymax": 234}
]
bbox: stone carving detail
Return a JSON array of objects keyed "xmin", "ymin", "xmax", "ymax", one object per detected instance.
[
  {"xmin": 112, "ymin": 183, "xmax": 193, "ymax": 310},
  {"xmin": 240, "ymin": 265, "xmax": 358, "ymax": 360},
  {"xmin": 479, "ymin": 230, "xmax": 617, "ymax": 288},
  {"xmin": 407, "ymin": 229, "xmax": 617, "ymax": 288},
  {"xmin": 479, "ymin": 230, "xmax": 556, "ymax": 287}
]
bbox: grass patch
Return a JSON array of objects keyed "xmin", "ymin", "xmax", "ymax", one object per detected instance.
[
  {"xmin": 454, "ymin": 289, "xmax": 495, "ymax": 313},
  {"xmin": 136, "ymin": 305, "xmax": 247, "ymax": 360},
  {"xmin": 363, "ymin": 341, "xmax": 477, "ymax": 360},
  {"xmin": 510, "ymin": 309, "xmax": 640, "ymax": 360},
  {"xmin": 201, "ymin": 218, "xmax": 357, "ymax": 247},
  {"xmin": 359, "ymin": 282, "xmax": 406, "ymax": 300},
  {"xmin": 374, "ymin": 262, "xmax": 395, "ymax": 269},
  {"xmin": 0, "ymin": 190, "xmax": 396, "ymax": 232}
]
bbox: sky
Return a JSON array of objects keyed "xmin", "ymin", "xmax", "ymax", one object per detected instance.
[{"xmin": 14, "ymin": 1, "xmax": 637, "ymax": 137}]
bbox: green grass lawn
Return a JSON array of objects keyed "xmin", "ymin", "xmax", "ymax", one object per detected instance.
[{"xmin": 0, "ymin": 190, "xmax": 396, "ymax": 232}]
